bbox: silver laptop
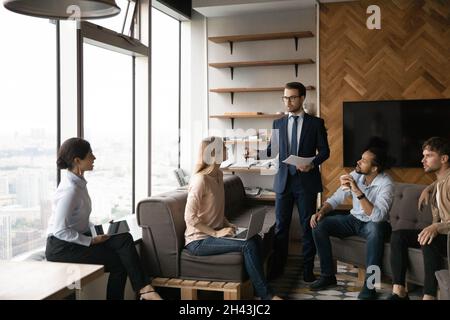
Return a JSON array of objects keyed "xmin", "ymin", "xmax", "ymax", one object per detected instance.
[{"xmin": 222, "ymin": 209, "xmax": 266, "ymax": 241}]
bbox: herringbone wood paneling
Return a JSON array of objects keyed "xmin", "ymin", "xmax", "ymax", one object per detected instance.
[{"xmin": 320, "ymin": 0, "xmax": 450, "ymax": 198}]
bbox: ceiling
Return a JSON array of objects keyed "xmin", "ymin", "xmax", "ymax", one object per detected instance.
[{"xmin": 192, "ymin": 0, "xmax": 357, "ymax": 17}]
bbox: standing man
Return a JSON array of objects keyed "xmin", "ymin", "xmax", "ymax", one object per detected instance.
[
  {"xmin": 267, "ymin": 82, "xmax": 330, "ymax": 282},
  {"xmin": 309, "ymin": 145, "xmax": 394, "ymax": 299},
  {"xmin": 387, "ymin": 137, "xmax": 450, "ymax": 300}
]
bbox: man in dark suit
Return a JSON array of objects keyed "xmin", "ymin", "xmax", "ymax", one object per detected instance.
[{"xmin": 266, "ymin": 82, "xmax": 330, "ymax": 282}]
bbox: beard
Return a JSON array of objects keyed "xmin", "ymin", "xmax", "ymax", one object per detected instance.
[
  {"xmin": 355, "ymin": 165, "xmax": 368, "ymax": 175},
  {"xmin": 424, "ymin": 165, "xmax": 438, "ymax": 173}
]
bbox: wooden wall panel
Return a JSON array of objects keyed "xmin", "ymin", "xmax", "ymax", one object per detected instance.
[{"xmin": 320, "ymin": 0, "xmax": 450, "ymax": 198}]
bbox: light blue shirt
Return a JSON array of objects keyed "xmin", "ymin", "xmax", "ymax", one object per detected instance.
[
  {"xmin": 47, "ymin": 171, "xmax": 93, "ymax": 246},
  {"xmin": 287, "ymin": 111, "xmax": 304, "ymax": 154},
  {"xmin": 325, "ymin": 171, "xmax": 394, "ymax": 222}
]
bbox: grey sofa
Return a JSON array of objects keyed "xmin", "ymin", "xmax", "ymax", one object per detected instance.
[
  {"xmin": 137, "ymin": 175, "xmax": 276, "ymax": 282},
  {"xmin": 435, "ymin": 232, "xmax": 450, "ymax": 300},
  {"xmin": 330, "ymin": 183, "xmax": 447, "ymax": 286}
]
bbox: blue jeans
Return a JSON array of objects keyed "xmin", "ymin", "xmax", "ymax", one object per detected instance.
[
  {"xmin": 312, "ymin": 212, "xmax": 390, "ymax": 278},
  {"xmin": 186, "ymin": 235, "xmax": 273, "ymax": 299}
]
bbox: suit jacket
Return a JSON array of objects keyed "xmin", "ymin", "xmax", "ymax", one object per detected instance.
[{"xmin": 267, "ymin": 113, "xmax": 330, "ymax": 194}]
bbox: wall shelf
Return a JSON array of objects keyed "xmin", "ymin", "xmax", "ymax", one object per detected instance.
[
  {"xmin": 208, "ymin": 31, "xmax": 314, "ymax": 54},
  {"xmin": 210, "ymin": 113, "xmax": 283, "ymax": 129},
  {"xmin": 210, "ymin": 86, "xmax": 316, "ymax": 104},
  {"xmin": 208, "ymin": 59, "xmax": 315, "ymax": 79}
]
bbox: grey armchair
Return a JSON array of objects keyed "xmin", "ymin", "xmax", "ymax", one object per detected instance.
[{"xmin": 435, "ymin": 231, "xmax": 450, "ymax": 300}]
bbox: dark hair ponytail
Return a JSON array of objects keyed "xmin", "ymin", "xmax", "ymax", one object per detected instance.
[
  {"xmin": 57, "ymin": 138, "xmax": 92, "ymax": 170},
  {"xmin": 56, "ymin": 157, "xmax": 69, "ymax": 170}
]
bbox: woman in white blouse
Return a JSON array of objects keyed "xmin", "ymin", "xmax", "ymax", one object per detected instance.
[
  {"xmin": 184, "ymin": 136, "xmax": 281, "ymax": 300},
  {"xmin": 46, "ymin": 137, "xmax": 161, "ymax": 300}
]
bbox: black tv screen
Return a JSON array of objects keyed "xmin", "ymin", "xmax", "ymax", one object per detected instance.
[{"xmin": 343, "ymin": 99, "xmax": 450, "ymax": 168}]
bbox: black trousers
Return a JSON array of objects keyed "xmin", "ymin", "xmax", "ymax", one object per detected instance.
[
  {"xmin": 271, "ymin": 174, "xmax": 317, "ymax": 276},
  {"xmin": 390, "ymin": 229, "xmax": 447, "ymax": 296},
  {"xmin": 45, "ymin": 233, "xmax": 148, "ymax": 300}
]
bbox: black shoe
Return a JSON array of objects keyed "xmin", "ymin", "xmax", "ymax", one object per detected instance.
[
  {"xmin": 303, "ymin": 269, "xmax": 317, "ymax": 283},
  {"xmin": 309, "ymin": 276, "xmax": 337, "ymax": 291},
  {"xmin": 386, "ymin": 293, "xmax": 409, "ymax": 300},
  {"xmin": 358, "ymin": 285, "xmax": 377, "ymax": 300}
]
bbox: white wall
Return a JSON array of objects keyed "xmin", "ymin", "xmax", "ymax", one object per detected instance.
[
  {"xmin": 180, "ymin": 11, "xmax": 209, "ymax": 175},
  {"xmin": 207, "ymin": 8, "xmax": 317, "ymax": 189}
]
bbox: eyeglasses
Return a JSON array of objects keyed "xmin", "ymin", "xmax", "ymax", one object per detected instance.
[{"xmin": 281, "ymin": 96, "xmax": 300, "ymax": 102}]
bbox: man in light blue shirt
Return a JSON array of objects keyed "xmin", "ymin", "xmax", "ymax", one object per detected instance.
[{"xmin": 309, "ymin": 145, "xmax": 394, "ymax": 299}]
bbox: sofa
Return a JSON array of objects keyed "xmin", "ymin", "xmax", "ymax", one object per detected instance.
[
  {"xmin": 435, "ymin": 232, "xmax": 450, "ymax": 300},
  {"xmin": 330, "ymin": 183, "xmax": 447, "ymax": 286},
  {"xmin": 136, "ymin": 175, "xmax": 276, "ymax": 282}
]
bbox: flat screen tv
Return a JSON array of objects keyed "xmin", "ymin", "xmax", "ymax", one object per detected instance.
[{"xmin": 343, "ymin": 98, "xmax": 450, "ymax": 168}]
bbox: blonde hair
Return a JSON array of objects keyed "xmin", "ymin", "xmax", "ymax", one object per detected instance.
[{"xmin": 194, "ymin": 136, "xmax": 225, "ymax": 175}]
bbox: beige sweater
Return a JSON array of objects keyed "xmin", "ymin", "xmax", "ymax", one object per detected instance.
[
  {"xmin": 184, "ymin": 171, "xmax": 226, "ymax": 245},
  {"xmin": 429, "ymin": 168, "xmax": 450, "ymax": 234}
]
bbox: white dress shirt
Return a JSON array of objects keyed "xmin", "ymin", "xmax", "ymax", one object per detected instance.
[
  {"xmin": 325, "ymin": 171, "xmax": 394, "ymax": 222},
  {"xmin": 47, "ymin": 171, "xmax": 93, "ymax": 246},
  {"xmin": 287, "ymin": 111, "xmax": 304, "ymax": 154}
]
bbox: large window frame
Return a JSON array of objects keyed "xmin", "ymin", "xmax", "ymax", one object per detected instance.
[
  {"xmin": 57, "ymin": 1, "xmax": 150, "ymax": 214},
  {"xmin": 2, "ymin": 0, "xmax": 185, "ymax": 260},
  {"xmin": 0, "ymin": 7, "xmax": 57, "ymax": 261},
  {"xmin": 150, "ymin": 7, "xmax": 182, "ymax": 195}
]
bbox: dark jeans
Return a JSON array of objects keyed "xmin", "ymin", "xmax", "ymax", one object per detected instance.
[
  {"xmin": 186, "ymin": 235, "xmax": 273, "ymax": 300},
  {"xmin": 46, "ymin": 233, "xmax": 148, "ymax": 300},
  {"xmin": 422, "ymin": 233, "xmax": 448, "ymax": 296},
  {"xmin": 272, "ymin": 174, "xmax": 317, "ymax": 274},
  {"xmin": 390, "ymin": 229, "xmax": 447, "ymax": 296},
  {"xmin": 390, "ymin": 229, "xmax": 421, "ymax": 287},
  {"xmin": 312, "ymin": 212, "xmax": 390, "ymax": 278}
]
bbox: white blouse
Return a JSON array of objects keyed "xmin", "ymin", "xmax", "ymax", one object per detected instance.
[{"xmin": 47, "ymin": 171, "xmax": 93, "ymax": 246}]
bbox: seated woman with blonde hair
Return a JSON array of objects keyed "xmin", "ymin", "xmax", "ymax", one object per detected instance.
[
  {"xmin": 46, "ymin": 137, "xmax": 161, "ymax": 300},
  {"xmin": 184, "ymin": 136, "xmax": 281, "ymax": 300}
]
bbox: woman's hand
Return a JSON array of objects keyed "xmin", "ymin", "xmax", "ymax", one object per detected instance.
[
  {"xmin": 91, "ymin": 234, "xmax": 110, "ymax": 245},
  {"xmin": 214, "ymin": 227, "xmax": 235, "ymax": 238}
]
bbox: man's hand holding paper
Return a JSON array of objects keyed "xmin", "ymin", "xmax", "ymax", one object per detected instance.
[{"xmin": 282, "ymin": 155, "xmax": 315, "ymax": 172}]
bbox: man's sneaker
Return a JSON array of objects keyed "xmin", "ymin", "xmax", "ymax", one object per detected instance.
[
  {"xmin": 358, "ymin": 285, "xmax": 377, "ymax": 300},
  {"xmin": 309, "ymin": 276, "xmax": 337, "ymax": 291},
  {"xmin": 386, "ymin": 293, "xmax": 409, "ymax": 300}
]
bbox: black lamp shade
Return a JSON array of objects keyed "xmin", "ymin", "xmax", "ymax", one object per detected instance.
[{"xmin": 3, "ymin": 0, "xmax": 121, "ymax": 19}]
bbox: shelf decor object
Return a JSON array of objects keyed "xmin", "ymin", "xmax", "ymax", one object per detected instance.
[
  {"xmin": 208, "ymin": 31, "xmax": 314, "ymax": 54},
  {"xmin": 209, "ymin": 59, "xmax": 315, "ymax": 79}
]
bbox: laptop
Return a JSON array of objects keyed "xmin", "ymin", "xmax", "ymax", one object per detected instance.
[
  {"xmin": 90, "ymin": 220, "xmax": 130, "ymax": 237},
  {"xmin": 222, "ymin": 209, "xmax": 267, "ymax": 241}
]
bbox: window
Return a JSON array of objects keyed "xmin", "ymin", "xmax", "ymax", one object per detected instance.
[
  {"xmin": 94, "ymin": 0, "xmax": 136, "ymax": 35},
  {"xmin": 151, "ymin": 9, "xmax": 180, "ymax": 195},
  {"xmin": 83, "ymin": 43, "xmax": 133, "ymax": 225},
  {"xmin": 0, "ymin": 7, "xmax": 56, "ymax": 260}
]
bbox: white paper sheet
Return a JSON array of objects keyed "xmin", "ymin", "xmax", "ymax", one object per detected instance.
[{"xmin": 282, "ymin": 155, "xmax": 315, "ymax": 167}]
